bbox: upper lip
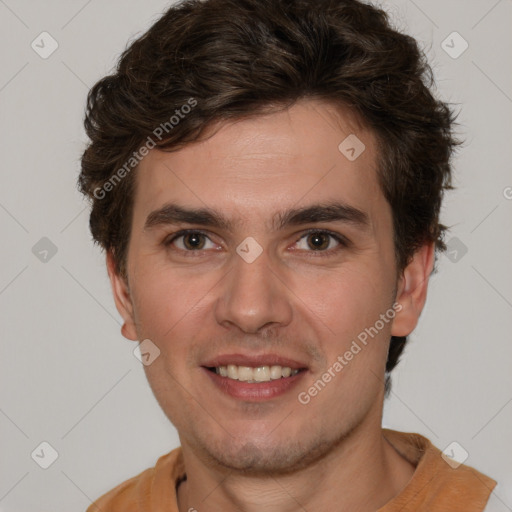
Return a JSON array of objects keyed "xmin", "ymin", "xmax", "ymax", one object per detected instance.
[{"xmin": 202, "ymin": 353, "xmax": 308, "ymax": 370}]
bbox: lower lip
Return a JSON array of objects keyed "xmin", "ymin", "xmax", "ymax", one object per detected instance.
[{"xmin": 202, "ymin": 367, "xmax": 307, "ymax": 401}]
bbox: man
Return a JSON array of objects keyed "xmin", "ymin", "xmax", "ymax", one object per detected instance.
[{"xmin": 79, "ymin": 0, "xmax": 497, "ymax": 510}]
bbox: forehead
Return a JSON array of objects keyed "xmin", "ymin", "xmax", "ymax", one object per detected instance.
[{"xmin": 133, "ymin": 99, "xmax": 385, "ymax": 230}]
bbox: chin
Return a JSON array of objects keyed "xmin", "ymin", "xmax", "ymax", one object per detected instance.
[{"xmin": 192, "ymin": 430, "xmax": 348, "ymax": 476}]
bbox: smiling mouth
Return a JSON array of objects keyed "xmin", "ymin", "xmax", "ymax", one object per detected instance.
[{"xmin": 207, "ymin": 364, "xmax": 302, "ymax": 383}]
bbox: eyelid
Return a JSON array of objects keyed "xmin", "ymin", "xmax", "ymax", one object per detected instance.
[
  {"xmin": 164, "ymin": 229, "xmax": 219, "ymax": 247},
  {"xmin": 292, "ymin": 228, "xmax": 349, "ymax": 253},
  {"xmin": 298, "ymin": 227, "xmax": 349, "ymax": 243},
  {"xmin": 163, "ymin": 228, "xmax": 349, "ymax": 254}
]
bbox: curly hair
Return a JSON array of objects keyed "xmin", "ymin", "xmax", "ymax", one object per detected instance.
[{"xmin": 78, "ymin": 0, "xmax": 459, "ymax": 394}]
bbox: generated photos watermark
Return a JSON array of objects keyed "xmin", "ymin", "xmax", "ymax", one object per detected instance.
[
  {"xmin": 93, "ymin": 97, "xmax": 198, "ymax": 200},
  {"xmin": 297, "ymin": 302, "xmax": 403, "ymax": 405}
]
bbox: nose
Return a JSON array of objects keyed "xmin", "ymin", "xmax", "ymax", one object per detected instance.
[{"xmin": 214, "ymin": 243, "xmax": 293, "ymax": 334}]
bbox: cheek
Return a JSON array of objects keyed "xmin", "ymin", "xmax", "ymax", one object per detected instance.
[
  {"xmin": 294, "ymin": 267, "xmax": 395, "ymax": 406},
  {"xmin": 129, "ymin": 265, "xmax": 213, "ymax": 413},
  {"xmin": 130, "ymin": 260, "xmax": 217, "ymax": 340},
  {"xmin": 293, "ymin": 263, "xmax": 394, "ymax": 340}
]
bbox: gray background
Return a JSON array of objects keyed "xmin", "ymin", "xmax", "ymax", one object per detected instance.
[{"xmin": 0, "ymin": 0, "xmax": 511, "ymax": 510}]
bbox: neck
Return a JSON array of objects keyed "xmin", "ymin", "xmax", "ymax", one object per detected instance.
[{"xmin": 176, "ymin": 421, "xmax": 415, "ymax": 512}]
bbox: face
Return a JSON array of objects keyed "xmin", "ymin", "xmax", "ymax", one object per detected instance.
[{"xmin": 109, "ymin": 99, "xmax": 432, "ymax": 474}]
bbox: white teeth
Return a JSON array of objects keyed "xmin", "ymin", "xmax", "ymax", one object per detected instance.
[
  {"xmin": 215, "ymin": 364, "xmax": 300, "ymax": 382},
  {"xmin": 237, "ymin": 366, "xmax": 253, "ymax": 381},
  {"xmin": 270, "ymin": 365, "xmax": 282, "ymax": 379},
  {"xmin": 227, "ymin": 364, "xmax": 238, "ymax": 379},
  {"xmin": 253, "ymin": 366, "xmax": 270, "ymax": 382}
]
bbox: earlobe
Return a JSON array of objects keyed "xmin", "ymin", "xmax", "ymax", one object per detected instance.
[
  {"xmin": 106, "ymin": 252, "xmax": 138, "ymax": 341},
  {"xmin": 391, "ymin": 242, "xmax": 435, "ymax": 337}
]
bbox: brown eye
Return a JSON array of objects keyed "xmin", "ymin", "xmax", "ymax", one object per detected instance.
[
  {"xmin": 182, "ymin": 232, "xmax": 206, "ymax": 250},
  {"xmin": 293, "ymin": 230, "xmax": 346, "ymax": 255},
  {"xmin": 165, "ymin": 231, "xmax": 216, "ymax": 251},
  {"xmin": 306, "ymin": 232, "xmax": 331, "ymax": 250}
]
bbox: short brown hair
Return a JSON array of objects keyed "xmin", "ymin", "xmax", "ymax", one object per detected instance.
[{"xmin": 79, "ymin": 0, "xmax": 459, "ymax": 393}]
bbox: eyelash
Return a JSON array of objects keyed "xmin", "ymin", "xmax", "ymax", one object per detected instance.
[{"xmin": 163, "ymin": 228, "xmax": 348, "ymax": 257}]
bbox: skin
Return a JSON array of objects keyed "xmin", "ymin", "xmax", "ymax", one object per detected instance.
[{"xmin": 108, "ymin": 99, "xmax": 434, "ymax": 512}]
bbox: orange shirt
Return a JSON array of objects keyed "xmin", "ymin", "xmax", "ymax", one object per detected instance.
[{"xmin": 88, "ymin": 429, "xmax": 497, "ymax": 511}]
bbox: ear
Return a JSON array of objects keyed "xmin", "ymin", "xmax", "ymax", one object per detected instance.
[
  {"xmin": 391, "ymin": 242, "xmax": 435, "ymax": 337},
  {"xmin": 106, "ymin": 251, "xmax": 138, "ymax": 341}
]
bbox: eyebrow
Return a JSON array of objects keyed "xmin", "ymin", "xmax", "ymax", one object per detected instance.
[{"xmin": 143, "ymin": 201, "xmax": 370, "ymax": 232}]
